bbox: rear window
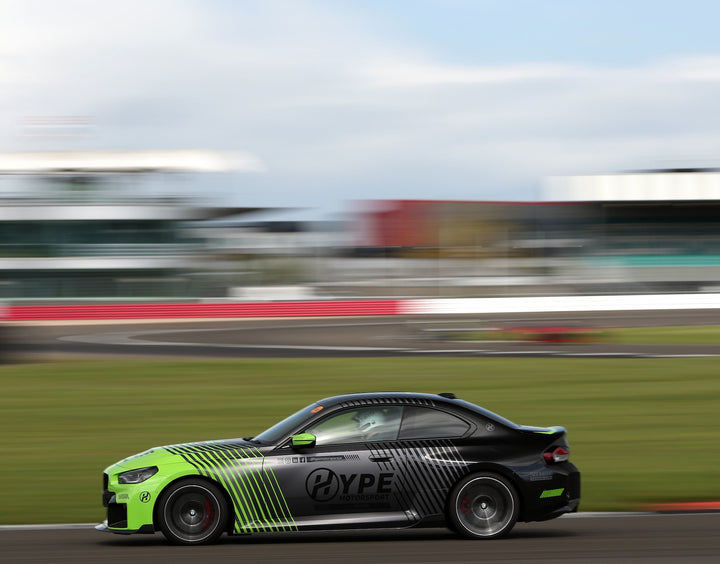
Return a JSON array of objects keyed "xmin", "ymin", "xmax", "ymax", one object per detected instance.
[{"xmin": 398, "ymin": 406, "xmax": 470, "ymax": 439}]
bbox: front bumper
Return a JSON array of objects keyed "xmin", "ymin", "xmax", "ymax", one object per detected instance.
[
  {"xmin": 95, "ymin": 520, "xmax": 154, "ymax": 535},
  {"xmin": 101, "ymin": 471, "xmax": 159, "ymax": 533},
  {"xmin": 101, "ymin": 457, "xmax": 198, "ymax": 534}
]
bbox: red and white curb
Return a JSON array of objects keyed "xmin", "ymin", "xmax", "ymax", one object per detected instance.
[
  {"xmin": 3, "ymin": 293, "xmax": 720, "ymax": 322},
  {"xmin": 639, "ymin": 501, "xmax": 720, "ymax": 512}
]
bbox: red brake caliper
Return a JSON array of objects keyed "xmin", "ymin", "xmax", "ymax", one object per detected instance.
[
  {"xmin": 201, "ymin": 497, "xmax": 215, "ymax": 530},
  {"xmin": 461, "ymin": 497, "xmax": 471, "ymax": 514}
]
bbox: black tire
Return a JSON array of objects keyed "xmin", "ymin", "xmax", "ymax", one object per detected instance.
[
  {"xmin": 157, "ymin": 479, "xmax": 229, "ymax": 545},
  {"xmin": 448, "ymin": 472, "xmax": 519, "ymax": 539}
]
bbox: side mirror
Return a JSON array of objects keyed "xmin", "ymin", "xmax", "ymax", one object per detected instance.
[{"xmin": 291, "ymin": 433, "xmax": 316, "ymax": 448}]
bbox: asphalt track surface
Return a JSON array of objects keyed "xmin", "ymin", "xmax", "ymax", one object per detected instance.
[
  {"xmin": 6, "ymin": 309, "xmax": 720, "ymax": 359},
  {"xmin": 3, "ymin": 513, "xmax": 720, "ymax": 563}
]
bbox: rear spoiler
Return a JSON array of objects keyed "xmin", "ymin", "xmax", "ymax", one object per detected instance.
[{"xmin": 518, "ymin": 425, "xmax": 566, "ymax": 435}]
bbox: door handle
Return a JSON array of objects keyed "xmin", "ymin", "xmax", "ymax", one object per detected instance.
[{"xmin": 370, "ymin": 456, "xmax": 393, "ymax": 462}]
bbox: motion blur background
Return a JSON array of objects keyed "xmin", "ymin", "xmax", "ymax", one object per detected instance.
[{"xmin": 2, "ymin": 0, "xmax": 720, "ymax": 529}]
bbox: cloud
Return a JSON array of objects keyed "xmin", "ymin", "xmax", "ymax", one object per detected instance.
[
  {"xmin": 362, "ymin": 61, "xmax": 590, "ymax": 87},
  {"xmin": 3, "ymin": 1, "xmax": 720, "ymax": 215}
]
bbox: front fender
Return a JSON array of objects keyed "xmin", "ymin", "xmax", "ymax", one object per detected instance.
[{"xmin": 104, "ymin": 460, "xmax": 199, "ymax": 532}]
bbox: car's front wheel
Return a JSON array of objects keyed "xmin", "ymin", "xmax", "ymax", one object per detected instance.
[
  {"xmin": 157, "ymin": 479, "xmax": 229, "ymax": 545},
  {"xmin": 448, "ymin": 473, "xmax": 519, "ymax": 539}
]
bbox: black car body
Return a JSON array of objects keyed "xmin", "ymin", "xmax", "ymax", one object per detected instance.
[{"xmin": 98, "ymin": 392, "xmax": 580, "ymax": 544}]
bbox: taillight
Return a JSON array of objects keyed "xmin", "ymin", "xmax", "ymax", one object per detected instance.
[{"xmin": 543, "ymin": 446, "xmax": 570, "ymax": 463}]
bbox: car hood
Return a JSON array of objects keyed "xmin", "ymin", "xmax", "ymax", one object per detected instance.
[{"xmin": 109, "ymin": 438, "xmax": 258, "ymax": 470}]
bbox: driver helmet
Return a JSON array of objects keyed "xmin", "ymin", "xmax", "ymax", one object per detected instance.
[{"xmin": 353, "ymin": 409, "xmax": 387, "ymax": 434}]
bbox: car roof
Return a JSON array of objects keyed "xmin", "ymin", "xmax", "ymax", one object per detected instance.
[
  {"xmin": 314, "ymin": 392, "xmax": 518, "ymax": 428},
  {"xmin": 317, "ymin": 392, "xmax": 455, "ymax": 407}
]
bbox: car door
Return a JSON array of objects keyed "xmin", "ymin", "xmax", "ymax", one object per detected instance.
[
  {"xmin": 360, "ymin": 406, "xmax": 474, "ymax": 524},
  {"xmin": 265, "ymin": 405, "xmax": 412, "ymax": 530}
]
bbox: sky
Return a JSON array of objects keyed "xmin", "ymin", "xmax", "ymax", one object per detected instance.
[{"xmin": 3, "ymin": 0, "xmax": 720, "ymax": 219}]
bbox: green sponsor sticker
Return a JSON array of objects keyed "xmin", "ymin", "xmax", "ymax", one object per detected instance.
[{"xmin": 540, "ymin": 488, "xmax": 565, "ymax": 498}]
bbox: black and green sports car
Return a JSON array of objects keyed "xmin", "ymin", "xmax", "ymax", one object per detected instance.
[{"xmin": 97, "ymin": 392, "xmax": 580, "ymax": 544}]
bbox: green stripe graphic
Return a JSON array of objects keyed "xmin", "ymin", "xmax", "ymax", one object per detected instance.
[{"xmin": 165, "ymin": 442, "xmax": 296, "ymax": 533}]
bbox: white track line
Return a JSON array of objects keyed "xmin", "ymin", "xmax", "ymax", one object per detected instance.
[{"xmin": 0, "ymin": 523, "xmax": 97, "ymax": 531}]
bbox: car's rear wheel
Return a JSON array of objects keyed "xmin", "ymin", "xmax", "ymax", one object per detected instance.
[
  {"xmin": 448, "ymin": 473, "xmax": 519, "ymax": 539},
  {"xmin": 157, "ymin": 479, "xmax": 228, "ymax": 545}
]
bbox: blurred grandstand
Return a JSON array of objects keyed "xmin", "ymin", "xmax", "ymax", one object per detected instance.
[
  {"xmin": 340, "ymin": 170, "xmax": 720, "ymax": 297},
  {"xmin": 0, "ymin": 150, "xmax": 264, "ymax": 300},
  {"xmin": 259, "ymin": 169, "xmax": 720, "ymax": 299},
  {"xmin": 2, "ymin": 156, "xmax": 720, "ymax": 301}
]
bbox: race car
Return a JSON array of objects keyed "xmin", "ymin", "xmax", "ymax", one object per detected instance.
[{"xmin": 97, "ymin": 392, "xmax": 580, "ymax": 544}]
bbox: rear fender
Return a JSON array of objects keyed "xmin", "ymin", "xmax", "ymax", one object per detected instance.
[{"xmin": 454, "ymin": 462, "xmax": 527, "ymax": 520}]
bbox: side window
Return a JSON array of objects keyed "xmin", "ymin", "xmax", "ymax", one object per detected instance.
[
  {"xmin": 398, "ymin": 407, "xmax": 470, "ymax": 440},
  {"xmin": 306, "ymin": 406, "xmax": 403, "ymax": 445}
]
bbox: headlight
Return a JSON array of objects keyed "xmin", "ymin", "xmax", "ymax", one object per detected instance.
[{"xmin": 118, "ymin": 466, "xmax": 158, "ymax": 484}]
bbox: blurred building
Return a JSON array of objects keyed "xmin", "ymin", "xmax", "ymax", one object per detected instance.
[
  {"xmin": 3, "ymin": 158, "xmax": 720, "ymax": 301},
  {"xmin": 197, "ymin": 219, "xmax": 350, "ymax": 257},
  {"xmin": 0, "ymin": 150, "xmax": 262, "ymax": 300},
  {"xmin": 349, "ymin": 170, "xmax": 720, "ymax": 296},
  {"xmin": 544, "ymin": 171, "xmax": 720, "ymax": 256}
]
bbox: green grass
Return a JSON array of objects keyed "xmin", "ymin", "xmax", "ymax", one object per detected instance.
[
  {"xmin": 610, "ymin": 325, "xmax": 720, "ymax": 345},
  {"xmin": 2, "ymin": 357, "xmax": 719, "ymax": 524},
  {"xmin": 453, "ymin": 325, "xmax": 720, "ymax": 344}
]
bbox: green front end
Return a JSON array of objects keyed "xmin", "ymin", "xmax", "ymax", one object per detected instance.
[
  {"xmin": 100, "ymin": 440, "xmax": 297, "ymax": 535},
  {"xmin": 101, "ymin": 448, "xmax": 198, "ymax": 533}
]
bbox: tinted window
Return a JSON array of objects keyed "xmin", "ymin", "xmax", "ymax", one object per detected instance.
[
  {"xmin": 398, "ymin": 407, "xmax": 470, "ymax": 439},
  {"xmin": 306, "ymin": 406, "xmax": 403, "ymax": 445}
]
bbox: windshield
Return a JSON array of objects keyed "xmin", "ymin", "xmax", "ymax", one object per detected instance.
[{"xmin": 253, "ymin": 403, "xmax": 318, "ymax": 444}]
